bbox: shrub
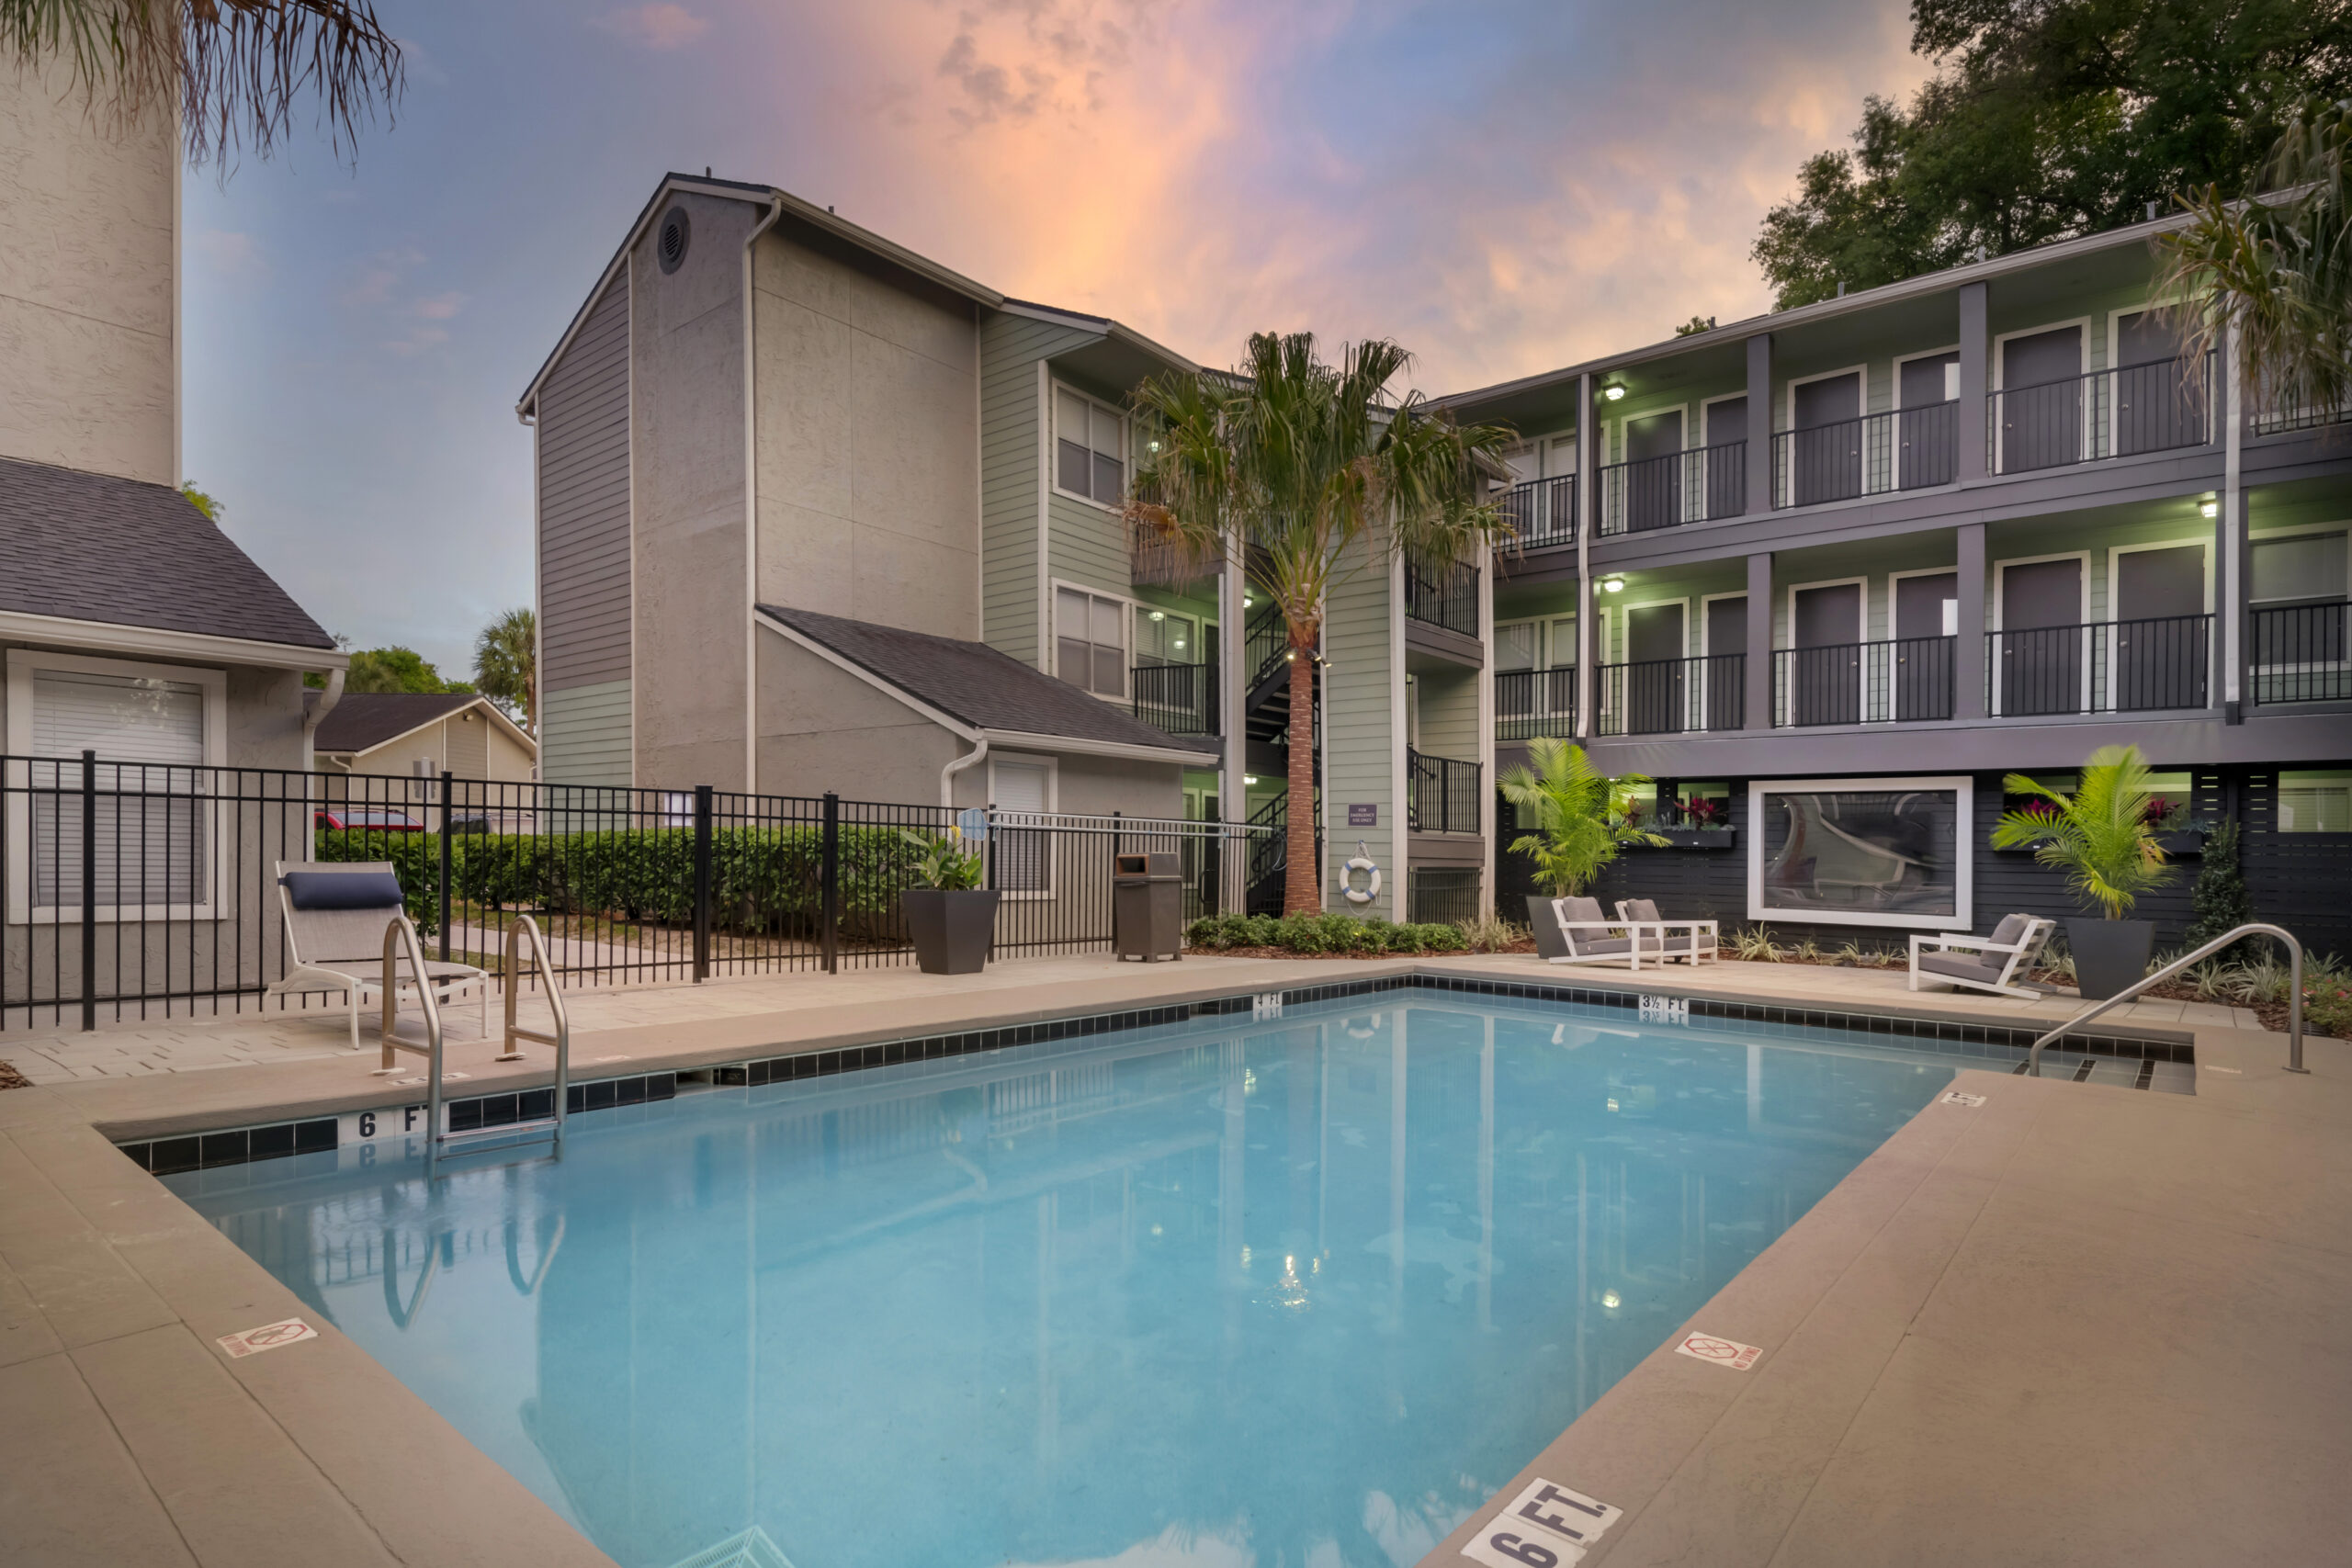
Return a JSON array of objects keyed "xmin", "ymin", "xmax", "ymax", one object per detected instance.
[
  {"xmin": 1181, "ymin": 910, "xmax": 1468, "ymax": 956},
  {"xmin": 2183, "ymin": 819, "xmax": 2254, "ymax": 956}
]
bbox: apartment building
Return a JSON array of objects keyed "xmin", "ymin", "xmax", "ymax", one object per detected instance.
[
  {"xmin": 1443, "ymin": 214, "xmax": 2351, "ymax": 955},
  {"xmin": 526, "ymin": 177, "xmax": 2349, "ymax": 949}
]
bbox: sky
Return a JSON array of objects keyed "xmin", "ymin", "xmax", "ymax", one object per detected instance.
[{"xmin": 182, "ymin": 0, "xmax": 1932, "ymax": 679}]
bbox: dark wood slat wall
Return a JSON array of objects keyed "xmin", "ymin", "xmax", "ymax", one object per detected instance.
[{"xmin": 1497, "ymin": 766, "xmax": 2352, "ymax": 960}]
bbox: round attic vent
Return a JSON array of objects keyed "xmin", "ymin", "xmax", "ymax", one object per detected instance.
[{"xmin": 657, "ymin": 206, "xmax": 690, "ymax": 274}]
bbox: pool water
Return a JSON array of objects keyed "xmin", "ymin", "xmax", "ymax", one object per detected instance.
[{"xmin": 165, "ymin": 990, "xmax": 1957, "ymax": 1568}]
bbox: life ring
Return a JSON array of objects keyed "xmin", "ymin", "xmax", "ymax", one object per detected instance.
[{"xmin": 1340, "ymin": 840, "xmax": 1382, "ymax": 906}]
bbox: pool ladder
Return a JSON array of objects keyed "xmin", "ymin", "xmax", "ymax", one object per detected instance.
[
  {"xmin": 380, "ymin": 913, "xmax": 571, "ymax": 1159},
  {"xmin": 2026, "ymin": 922, "xmax": 2305, "ymax": 1078}
]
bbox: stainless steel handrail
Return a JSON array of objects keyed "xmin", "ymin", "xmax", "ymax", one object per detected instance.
[
  {"xmin": 498, "ymin": 915, "xmax": 571, "ymax": 1148},
  {"xmin": 379, "ymin": 913, "xmax": 447, "ymax": 1128},
  {"xmin": 2028, "ymin": 923, "xmax": 2305, "ymax": 1077}
]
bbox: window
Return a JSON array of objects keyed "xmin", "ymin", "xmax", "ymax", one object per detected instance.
[
  {"xmin": 1055, "ymin": 587, "xmax": 1127, "ymax": 696},
  {"xmin": 989, "ymin": 757, "xmax": 1053, "ymax": 894},
  {"xmin": 1055, "ymin": 387, "xmax": 1126, "ymax": 504},
  {"xmin": 1748, "ymin": 777, "xmax": 1972, "ymax": 929},
  {"xmin": 1133, "ymin": 606, "xmax": 1198, "ymax": 667},
  {"xmin": 7, "ymin": 652, "xmax": 227, "ymax": 918},
  {"xmin": 2253, "ymin": 532, "xmax": 2347, "ymax": 607},
  {"xmin": 2279, "ymin": 771, "xmax": 2352, "ymax": 833}
]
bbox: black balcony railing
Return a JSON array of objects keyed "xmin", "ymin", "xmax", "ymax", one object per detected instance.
[
  {"xmin": 1404, "ymin": 561, "xmax": 1479, "ymax": 637},
  {"xmin": 1594, "ymin": 442, "xmax": 1746, "ymax": 536},
  {"xmin": 1770, "ymin": 401, "xmax": 1958, "ymax": 508},
  {"xmin": 1498, "ymin": 474, "xmax": 1578, "ymax": 550},
  {"xmin": 2252, "ymin": 399, "xmax": 2352, "ymax": 437},
  {"xmin": 1407, "ymin": 749, "xmax": 1481, "ymax": 835},
  {"xmin": 1495, "ymin": 666, "xmax": 1577, "ymax": 740},
  {"xmin": 1770, "ymin": 636, "xmax": 1954, "ymax": 727},
  {"xmin": 1591, "ymin": 653, "xmax": 1744, "ymax": 736},
  {"xmin": 1986, "ymin": 614, "xmax": 2213, "ymax": 716},
  {"xmin": 1127, "ymin": 514, "xmax": 1216, "ymax": 588},
  {"xmin": 2252, "ymin": 601, "xmax": 2351, "ymax": 705},
  {"xmin": 1989, "ymin": 354, "xmax": 2214, "ymax": 474},
  {"xmin": 1131, "ymin": 661, "xmax": 1218, "ymax": 736}
]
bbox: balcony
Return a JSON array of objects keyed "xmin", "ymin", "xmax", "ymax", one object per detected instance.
[
  {"xmin": 1986, "ymin": 614, "xmax": 2213, "ymax": 716},
  {"xmin": 1407, "ymin": 748, "xmax": 1481, "ymax": 834},
  {"xmin": 1496, "ymin": 666, "xmax": 1577, "ymax": 740},
  {"xmin": 1127, "ymin": 514, "xmax": 1217, "ymax": 588},
  {"xmin": 1594, "ymin": 442, "xmax": 1746, "ymax": 536},
  {"xmin": 1771, "ymin": 402, "xmax": 1958, "ymax": 508},
  {"xmin": 1131, "ymin": 660, "xmax": 1218, "ymax": 737},
  {"xmin": 1591, "ymin": 653, "xmax": 1745, "ymax": 736},
  {"xmin": 1498, "ymin": 474, "xmax": 1577, "ymax": 551},
  {"xmin": 1988, "ymin": 354, "xmax": 2213, "ymax": 475},
  {"xmin": 1772, "ymin": 637, "xmax": 1955, "ymax": 727},
  {"xmin": 2251, "ymin": 601, "xmax": 2351, "ymax": 705},
  {"xmin": 1405, "ymin": 561, "xmax": 1479, "ymax": 637}
]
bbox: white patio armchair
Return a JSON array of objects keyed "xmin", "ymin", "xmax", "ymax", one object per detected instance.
[
  {"xmin": 1544, "ymin": 896, "xmax": 1669, "ymax": 970},
  {"xmin": 266, "ymin": 860, "xmax": 490, "ymax": 1051},
  {"xmin": 1613, "ymin": 897, "xmax": 1717, "ymax": 965},
  {"xmin": 1907, "ymin": 914, "xmax": 2055, "ymax": 1001}
]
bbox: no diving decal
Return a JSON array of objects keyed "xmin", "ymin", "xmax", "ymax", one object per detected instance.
[
  {"xmin": 1675, "ymin": 1331, "xmax": 1764, "ymax": 1371},
  {"xmin": 1460, "ymin": 1477, "xmax": 1623, "ymax": 1567},
  {"xmin": 218, "ymin": 1317, "xmax": 317, "ymax": 1359}
]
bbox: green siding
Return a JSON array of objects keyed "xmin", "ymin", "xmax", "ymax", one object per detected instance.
[
  {"xmin": 978, "ymin": 312, "xmax": 1099, "ymax": 667},
  {"xmin": 1413, "ymin": 663, "xmax": 1479, "ymax": 761},
  {"xmin": 540, "ymin": 679, "xmax": 632, "ymax": 787},
  {"xmin": 1321, "ymin": 543, "xmax": 1399, "ymax": 919}
]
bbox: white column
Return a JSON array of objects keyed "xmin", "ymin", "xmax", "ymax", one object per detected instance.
[
  {"xmin": 1476, "ymin": 536, "xmax": 1497, "ymax": 918},
  {"xmin": 2221, "ymin": 311, "xmax": 2245, "ymax": 713},
  {"xmin": 1221, "ymin": 546, "xmax": 1250, "ymax": 911}
]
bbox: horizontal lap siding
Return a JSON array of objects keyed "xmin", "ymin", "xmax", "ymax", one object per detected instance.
[
  {"xmin": 980, "ymin": 314, "xmax": 1098, "ymax": 668},
  {"xmin": 537, "ymin": 275, "xmax": 632, "ymax": 784},
  {"xmin": 1323, "ymin": 547, "xmax": 1397, "ymax": 918}
]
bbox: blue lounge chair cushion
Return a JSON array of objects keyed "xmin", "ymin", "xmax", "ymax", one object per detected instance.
[{"xmin": 280, "ymin": 870, "xmax": 405, "ymax": 911}]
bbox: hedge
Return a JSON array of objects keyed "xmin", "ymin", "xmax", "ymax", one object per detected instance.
[
  {"xmin": 1184, "ymin": 911, "xmax": 1468, "ymax": 955},
  {"xmin": 313, "ymin": 825, "xmax": 931, "ymax": 942}
]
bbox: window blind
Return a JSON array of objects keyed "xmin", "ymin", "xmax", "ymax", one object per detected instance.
[{"xmin": 29, "ymin": 668, "xmax": 208, "ymax": 908}]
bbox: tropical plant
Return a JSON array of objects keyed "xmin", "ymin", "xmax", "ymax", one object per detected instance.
[
  {"xmin": 1730, "ymin": 925, "xmax": 1782, "ymax": 962},
  {"xmin": 2154, "ymin": 97, "xmax": 2352, "ymax": 434},
  {"xmin": 1454, "ymin": 912, "xmax": 1527, "ymax": 953},
  {"xmin": 899, "ymin": 826, "xmax": 985, "ymax": 892},
  {"xmin": 1127, "ymin": 333, "xmax": 1512, "ymax": 914},
  {"xmin": 1990, "ymin": 744, "xmax": 2180, "ymax": 919},
  {"xmin": 473, "ymin": 607, "xmax": 537, "ymax": 734},
  {"xmin": 2, "ymin": 0, "xmax": 403, "ymax": 166},
  {"xmin": 1498, "ymin": 738, "xmax": 1667, "ymax": 897}
]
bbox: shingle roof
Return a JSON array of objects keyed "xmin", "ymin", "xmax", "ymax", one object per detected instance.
[
  {"xmin": 0, "ymin": 457, "xmax": 335, "ymax": 649},
  {"xmin": 311, "ymin": 692, "xmax": 485, "ymax": 754},
  {"xmin": 760, "ymin": 604, "xmax": 1208, "ymax": 754}
]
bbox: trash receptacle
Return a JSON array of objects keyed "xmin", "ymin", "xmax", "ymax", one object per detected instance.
[{"xmin": 1114, "ymin": 851, "xmax": 1184, "ymax": 962}]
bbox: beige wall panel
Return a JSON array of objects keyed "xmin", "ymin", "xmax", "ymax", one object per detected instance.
[
  {"xmin": 756, "ymin": 629, "xmax": 958, "ymax": 803},
  {"xmin": 0, "ymin": 62, "xmax": 175, "ymax": 481}
]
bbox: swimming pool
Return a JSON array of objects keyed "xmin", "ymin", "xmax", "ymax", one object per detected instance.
[{"xmin": 165, "ymin": 989, "xmax": 1962, "ymax": 1568}]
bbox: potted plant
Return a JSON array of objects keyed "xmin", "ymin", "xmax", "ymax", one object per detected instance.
[
  {"xmin": 1990, "ymin": 744, "xmax": 2179, "ymax": 1000},
  {"xmin": 898, "ymin": 826, "xmax": 999, "ymax": 976},
  {"xmin": 1498, "ymin": 739, "xmax": 1668, "ymax": 957},
  {"xmin": 1655, "ymin": 793, "xmax": 1737, "ymax": 848}
]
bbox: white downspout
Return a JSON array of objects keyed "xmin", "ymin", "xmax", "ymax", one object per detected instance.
[
  {"xmin": 942, "ymin": 735, "xmax": 989, "ymax": 808},
  {"xmin": 742, "ymin": 193, "xmax": 786, "ymax": 793}
]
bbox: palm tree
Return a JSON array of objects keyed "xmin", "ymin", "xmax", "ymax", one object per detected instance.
[
  {"xmin": 2154, "ymin": 98, "xmax": 2352, "ymax": 428},
  {"xmin": 1498, "ymin": 739, "xmax": 1666, "ymax": 897},
  {"xmin": 473, "ymin": 607, "xmax": 537, "ymax": 735},
  {"xmin": 2, "ymin": 0, "xmax": 403, "ymax": 166},
  {"xmin": 1126, "ymin": 333, "xmax": 1512, "ymax": 913},
  {"xmin": 1989, "ymin": 744, "xmax": 2177, "ymax": 919}
]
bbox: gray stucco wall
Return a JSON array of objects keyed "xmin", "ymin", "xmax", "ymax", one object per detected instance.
[
  {"xmin": 756, "ymin": 626, "xmax": 962, "ymax": 803},
  {"xmin": 631, "ymin": 192, "xmax": 756, "ymax": 793},
  {"xmin": 752, "ymin": 216, "xmax": 982, "ymax": 640}
]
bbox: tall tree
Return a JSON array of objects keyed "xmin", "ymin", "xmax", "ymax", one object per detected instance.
[
  {"xmin": 1755, "ymin": 0, "xmax": 2352, "ymax": 308},
  {"xmin": 1127, "ymin": 332, "xmax": 1511, "ymax": 914},
  {"xmin": 345, "ymin": 646, "xmax": 468, "ymax": 695},
  {"xmin": 472, "ymin": 606, "xmax": 537, "ymax": 735},
  {"xmin": 1, "ymin": 0, "xmax": 402, "ymax": 165}
]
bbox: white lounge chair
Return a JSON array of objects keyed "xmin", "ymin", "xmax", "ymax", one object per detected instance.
[
  {"xmin": 1544, "ymin": 896, "xmax": 1667, "ymax": 970},
  {"xmin": 1907, "ymin": 914, "xmax": 2055, "ymax": 1001},
  {"xmin": 1613, "ymin": 897, "xmax": 1717, "ymax": 965},
  {"xmin": 266, "ymin": 860, "xmax": 490, "ymax": 1051}
]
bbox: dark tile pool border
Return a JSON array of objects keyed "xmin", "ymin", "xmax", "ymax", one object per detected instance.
[{"xmin": 113, "ymin": 972, "xmax": 2188, "ymax": 1174}]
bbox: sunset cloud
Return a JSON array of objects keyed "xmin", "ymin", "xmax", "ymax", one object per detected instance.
[{"xmin": 594, "ymin": 4, "xmax": 711, "ymax": 51}]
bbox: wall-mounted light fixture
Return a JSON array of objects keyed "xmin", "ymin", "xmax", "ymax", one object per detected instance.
[
  {"xmin": 1244, "ymin": 775, "xmax": 1259, "ymax": 786},
  {"xmin": 1148, "ymin": 610, "xmax": 1165, "ymax": 621},
  {"xmin": 1601, "ymin": 382, "xmax": 1627, "ymax": 401},
  {"xmin": 1603, "ymin": 577, "xmax": 1625, "ymax": 592},
  {"xmin": 2199, "ymin": 499, "xmax": 2219, "ymax": 518}
]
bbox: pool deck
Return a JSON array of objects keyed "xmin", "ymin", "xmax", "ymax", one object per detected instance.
[{"xmin": 0, "ymin": 951, "xmax": 2342, "ymax": 1566}]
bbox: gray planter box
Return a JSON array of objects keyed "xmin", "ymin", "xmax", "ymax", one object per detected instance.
[
  {"xmin": 902, "ymin": 888, "xmax": 1001, "ymax": 975},
  {"xmin": 1648, "ymin": 829, "xmax": 1737, "ymax": 849},
  {"xmin": 2064, "ymin": 917, "xmax": 2154, "ymax": 1001},
  {"xmin": 1525, "ymin": 896, "xmax": 1567, "ymax": 960}
]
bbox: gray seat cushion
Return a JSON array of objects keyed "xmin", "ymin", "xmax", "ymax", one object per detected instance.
[
  {"xmin": 1573, "ymin": 936, "xmax": 1633, "ymax": 955},
  {"xmin": 1623, "ymin": 898, "xmax": 1663, "ymax": 923},
  {"xmin": 1986, "ymin": 912, "xmax": 2031, "ymax": 949},
  {"xmin": 1920, "ymin": 952, "xmax": 2005, "ymax": 984},
  {"xmin": 1556, "ymin": 896, "xmax": 1607, "ymax": 927}
]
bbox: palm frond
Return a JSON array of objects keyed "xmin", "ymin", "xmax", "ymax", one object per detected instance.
[{"xmin": 1990, "ymin": 745, "xmax": 2177, "ymax": 919}]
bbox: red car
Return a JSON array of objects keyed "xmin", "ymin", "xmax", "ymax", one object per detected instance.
[{"xmin": 313, "ymin": 808, "xmax": 424, "ymax": 832}]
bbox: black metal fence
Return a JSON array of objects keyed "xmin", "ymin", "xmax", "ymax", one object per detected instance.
[
  {"xmin": 1405, "ymin": 561, "xmax": 1480, "ymax": 637},
  {"xmin": 1772, "ymin": 636, "xmax": 1955, "ymax": 727},
  {"xmin": 1406, "ymin": 749, "xmax": 1481, "ymax": 834},
  {"xmin": 1591, "ymin": 653, "xmax": 1745, "ymax": 736},
  {"xmin": 1989, "ymin": 354, "xmax": 2213, "ymax": 474},
  {"xmin": 2, "ymin": 757, "xmax": 1273, "ymax": 1031},
  {"xmin": 1131, "ymin": 661, "xmax": 1218, "ymax": 736},
  {"xmin": 1595, "ymin": 442, "xmax": 1746, "ymax": 535},
  {"xmin": 1496, "ymin": 666, "xmax": 1577, "ymax": 740},
  {"xmin": 1406, "ymin": 866, "xmax": 1479, "ymax": 924},
  {"xmin": 1772, "ymin": 402, "xmax": 1958, "ymax": 507},
  {"xmin": 1986, "ymin": 614, "xmax": 2212, "ymax": 716},
  {"xmin": 1499, "ymin": 474, "xmax": 1577, "ymax": 550},
  {"xmin": 2252, "ymin": 601, "xmax": 2350, "ymax": 705}
]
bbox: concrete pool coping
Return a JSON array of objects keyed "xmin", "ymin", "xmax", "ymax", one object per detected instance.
[{"xmin": 1, "ymin": 953, "xmax": 2339, "ymax": 1566}]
